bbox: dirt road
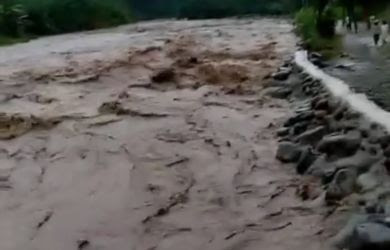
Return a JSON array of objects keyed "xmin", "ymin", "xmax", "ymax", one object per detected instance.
[{"xmin": 0, "ymin": 18, "xmax": 334, "ymax": 250}]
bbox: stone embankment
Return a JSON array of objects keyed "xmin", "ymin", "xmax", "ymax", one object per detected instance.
[{"xmin": 272, "ymin": 51, "xmax": 390, "ymax": 250}]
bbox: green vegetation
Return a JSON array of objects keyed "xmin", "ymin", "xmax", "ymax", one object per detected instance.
[
  {"xmin": 7, "ymin": 0, "xmax": 131, "ymax": 35},
  {"xmin": 0, "ymin": 0, "xmax": 303, "ymax": 45},
  {"xmin": 0, "ymin": 0, "xmax": 389, "ymax": 49},
  {"xmin": 0, "ymin": 34, "xmax": 27, "ymax": 46},
  {"xmin": 295, "ymin": 7, "xmax": 341, "ymax": 57},
  {"xmin": 0, "ymin": 0, "xmax": 131, "ymax": 43},
  {"xmin": 128, "ymin": 0, "xmax": 300, "ymax": 19}
]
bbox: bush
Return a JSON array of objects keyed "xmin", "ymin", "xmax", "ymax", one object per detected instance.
[
  {"xmin": 317, "ymin": 7, "xmax": 336, "ymax": 38},
  {"xmin": 295, "ymin": 7, "xmax": 340, "ymax": 57},
  {"xmin": 295, "ymin": 7, "xmax": 317, "ymax": 43}
]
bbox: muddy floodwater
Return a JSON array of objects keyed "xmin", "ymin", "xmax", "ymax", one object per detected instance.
[{"xmin": 0, "ymin": 18, "xmax": 337, "ymax": 250}]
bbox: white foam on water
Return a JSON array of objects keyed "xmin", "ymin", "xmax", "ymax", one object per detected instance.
[{"xmin": 295, "ymin": 50, "xmax": 390, "ymax": 132}]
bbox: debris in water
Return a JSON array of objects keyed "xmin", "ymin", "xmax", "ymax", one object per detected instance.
[
  {"xmin": 151, "ymin": 68, "xmax": 176, "ymax": 83},
  {"xmin": 165, "ymin": 156, "xmax": 190, "ymax": 167}
]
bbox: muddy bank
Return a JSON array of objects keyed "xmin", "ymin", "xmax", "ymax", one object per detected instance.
[
  {"xmin": 0, "ymin": 18, "xmax": 340, "ymax": 250},
  {"xmin": 273, "ymin": 51, "xmax": 390, "ymax": 250}
]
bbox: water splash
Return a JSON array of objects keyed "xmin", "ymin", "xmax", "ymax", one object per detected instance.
[{"xmin": 295, "ymin": 50, "xmax": 390, "ymax": 132}]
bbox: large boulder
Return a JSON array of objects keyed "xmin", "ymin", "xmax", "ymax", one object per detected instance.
[
  {"xmin": 276, "ymin": 142, "xmax": 302, "ymax": 163},
  {"xmin": 306, "ymin": 155, "xmax": 336, "ymax": 184},
  {"xmin": 314, "ymin": 99, "xmax": 329, "ymax": 111},
  {"xmin": 331, "ymin": 214, "xmax": 372, "ymax": 250},
  {"xmin": 350, "ymin": 222, "xmax": 390, "ymax": 250},
  {"xmin": 276, "ymin": 127, "xmax": 290, "ymax": 138},
  {"xmin": 266, "ymin": 87, "xmax": 292, "ymax": 99},
  {"xmin": 357, "ymin": 172, "xmax": 382, "ymax": 192},
  {"xmin": 332, "ymin": 214, "xmax": 390, "ymax": 250},
  {"xmin": 296, "ymin": 147, "xmax": 318, "ymax": 174},
  {"xmin": 332, "ymin": 151, "xmax": 380, "ymax": 174},
  {"xmin": 272, "ymin": 69, "xmax": 291, "ymax": 81},
  {"xmin": 378, "ymin": 135, "xmax": 390, "ymax": 149},
  {"xmin": 317, "ymin": 132, "xmax": 362, "ymax": 158},
  {"xmin": 284, "ymin": 111, "xmax": 314, "ymax": 127},
  {"xmin": 326, "ymin": 168, "xmax": 357, "ymax": 202},
  {"xmin": 297, "ymin": 126, "xmax": 326, "ymax": 146},
  {"xmin": 292, "ymin": 121, "xmax": 309, "ymax": 136}
]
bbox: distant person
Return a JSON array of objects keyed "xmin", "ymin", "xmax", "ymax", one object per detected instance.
[
  {"xmin": 381, "ymin": 20, "xmax": 389, "ymax": 45},
  {"xmin": 368, "ymin": 15, "xmax": 376, "ymax": 30},
  {"xmin": 373, "ymin": 20, "xmax": 381, "ymax": 46},
  {"xmin": 346, "ymin": 16, "xmax": 352, "ymax": 31}
]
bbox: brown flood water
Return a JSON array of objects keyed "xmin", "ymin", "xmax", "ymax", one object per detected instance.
[{"xmin": 0, "ymin": 18, "xmax": 339, "ymax": 250}]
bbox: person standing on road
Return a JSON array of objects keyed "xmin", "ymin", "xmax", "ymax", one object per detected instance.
[
  {"xmin": 381, "ymin": 20, "xmax": 389, "ymax": 45},
  {"xmin": 373, "ymin": 20, "xmax": 381, "ymax": 46},
  {"xmin": 369, "ymin": 15, "xmax": 376, "ymax": 30}
]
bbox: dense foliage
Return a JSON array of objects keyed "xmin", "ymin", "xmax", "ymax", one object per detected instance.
[
  {"xmin": 0, "ymin": 0, "xmax": 390, "ymax": 46},
  {"xmin": 129, "ymin": 0, "xmax": 301, "ymax": 19},
  {"xmin": 0, "ymin": 0, "xmax": 303, "ymax": 43},
  {"xmin": 0, "ymin": 0, "xmax": 131, "ymax": 37},
  {"xmin": 295, "ymin": 7, "xmax": 340, "ymax": 55}
]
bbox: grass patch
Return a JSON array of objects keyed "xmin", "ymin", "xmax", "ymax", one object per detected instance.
[{"xmin": 0, "ymin": 35, "xmax": 29, "ymax": 46}]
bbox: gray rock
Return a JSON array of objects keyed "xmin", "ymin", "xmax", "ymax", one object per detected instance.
[
  {"xmin": 360, "ymin": 129, "xmax": 369, "ymax": 138},
  {"xmin": 364, "ymin": 200, "xmax": 385, "ymax": 214},
  {"xmin": 306, "ymin": 155, "xmax": 336, "ymax": 183},
  {"xmin": 297, "ymin": 126, "xmax": 326, "ymax": 145},
  {"xmin": 327, "ymin": 118, "xmax": 360, "ymax": 134},
  {"xmin": 344, "ymin": 110, "xmax": 362, "ymax": 120},
  {"xmin": 326, "ymin": 168, "xmax": 356, "ymax": 201},
  {"xmin": 292, "ymin": 121, "xmax": 309, "ymax": 136},
  {"xmin": 333, "ymin": 106, "xmax": 347, "ymax": 121},
  {"xmin": 284, "ymin": 111, "xmax": 314, "ymax": 127},
  {"xmin": 310, "ymin": 52, "xmax": 323, "ymax": 60},
  {"xmin": 333, "ymin": 151, "xmax": 380, "ymax": 174},
  {"xmin": 276, "ymin": 142, "xmax": 302, "ymax": 163},
  {"xmin": 267, "ymin": 80, "xmax": 287, "ymax": 88},
  {"xmin": 296, "ymin": 147, "xmax": 317, "ymax": 174},
  {"xmin": 332, "ymin": 214, "xmax": 372, "ymax": 249},
  {"xmin": 272, "ymin": 70, "xmax": 291, "ymax": 81},
  {"xmin": 317, "ymin": 132, "xmax": 362, "ymax": 158},
  {"xmin": 351, "ymin": 222, "xmax": 390, "ymax": 250},
  {"xmin": 266, "ymin": 87, "xmax": 292, "ymax": 99},
  {"xmin": 314, "ymin": 110, "xmax": 327, "ymax": 120},
  {"xmin": 332, "ymin": 214, "xmax": 390, "ymax": 249},
  {"xmin": 276, "ymin": 127, "xmax": 290, "ymax": 137},
  {"xmin": 314, "ymin": 99, "xmax": 329, "ymax": 110},
  {"xmin": 341, "ymin": 120, "xmax": 361, "ymax": 132},
  {"xmin": 335, "ymin": 63, "xmax": 355, "ymax": 71},
  {"xmin": 379, "ymin": 135, "xmax": 390, "ymax": 149},
  {"xmin": 357, "ymin": 162, "xmax": 389, "ymax": 195},
  {"xmin": 384, "ymin": 146, "xmax": 390, "ymax": 158},
  {"xmin": 357, "ymin": 172, "xmax": 382, "ymax": 192},
  {"xmin": 311, "ymin": 57, "xmax": 329, "ymax": 68}
]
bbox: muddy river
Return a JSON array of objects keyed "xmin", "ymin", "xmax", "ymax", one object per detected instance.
[{"xmin": 0, "ymin": 18, "xmax": 337, "ymax": 250}]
